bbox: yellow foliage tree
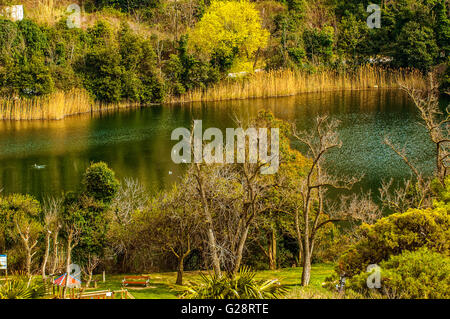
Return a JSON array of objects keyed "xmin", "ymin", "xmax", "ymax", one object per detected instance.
[{"xmin": 188, "ymin": 0, "xmax": 270, "ymax": 71}]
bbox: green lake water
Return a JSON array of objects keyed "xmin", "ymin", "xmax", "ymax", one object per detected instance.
[{"xmin": 0, "ymin": 89, "xmax": 439, "ymax": 199}]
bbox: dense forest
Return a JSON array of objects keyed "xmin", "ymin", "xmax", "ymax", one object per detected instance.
[{"xmin": 0, "ymin": 0, "xmax": 448, "ymax": 104}]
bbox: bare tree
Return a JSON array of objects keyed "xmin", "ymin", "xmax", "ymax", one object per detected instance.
[
  {"xmin": 148, "ymin": 183, "xmax": 203, "ymax": 285},
  {"xmin": 381, "ymin": 75, "xmax": 449, "ymax": 210},
  {"xmin": 62, "ymin": 226, "xmax": 81, "ymax": 298},
  {"xmin": 230, "ymin": 161, "xmax": 273, "ymax": 274},
  {"xmin": 379, "ymin": 177, "xmax": 432, "ymax": 213},
  {"xmin": 82, "ymin": 254, "xmax": 100, "ymax": 289},
  {"xmin": 189, "ymin": 117, "xmax": 276, "ymax": 276},
  {"xmin": 14, "ymin": 215, "xmax": 42, "ymax": 276},
  {"xmin": 50, "ymin": 224, "xmax": 62, "ymax": 276},
  {"xmin": 399, "ymin": 75, "xmax": 449, "ymax": 185},
  {"xmin": 61, "ymin": 203, "xmax": 82, "ymax": 298},
  {"xmin": 192, "ymin": 163, "xmax": 223, "ymax": 277},
  {"xmin": 291, "ymin": 115, "xmax": 373, "ymax": 285},
  {"xmin": 111, "ymin": 178, "xmax": 148, "ymax": 225},
  {"xmin": 254, "ymin": 215, "xmax": 278, "ymax": 270},
  {"xmin": 41, "ymin": 197, "xmax": 62, "ymax": 279}
]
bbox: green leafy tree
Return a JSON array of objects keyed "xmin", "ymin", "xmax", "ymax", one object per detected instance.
[
  {"xmin": 83, "ymin": 162, "xmax": 120, "ymax": 203},
  {"xmin": 188, "ymin": 0, "xmax": 270, "ymax": 71},
  {"xmin": 11, "ymin": 55, "xmax": 54, "ymax": 96},
  {"xmin": 393, "ymin": 21, "xmax": 439, "ymax": 72},
  {"xmin": 303, "ymin": 26, "xmax": 335, "ymax": 65},
  {"xmin": 0, "ymin": 194, "xmax": 42, "ymax": 275},
  {"xmin": 77, "ymin": 162, "xmax": 119, "ymax": 259},
  {"xmin": 163, "ymin": 54, "xmax": 186, "ymax": 96},
  {"xmin": 336, "ymin": 14, "xmax": 369, "ymax": 65},
  {"xmin": 79, "ymin": 47, "xmax": 122, "ymax": 103},
  {"xmin": 434, "ymin": 0, "xmax": 450, "ymax": 61},
  {"xmin": 142, "ymin": 181, "xmax": 203, "ymax": 285},
  {"xmin": 17, "ymin": 19, "xmax": 48, "ymax": 57},
  {"xmin": 62, "ymin": 162, "xmax": 119, "ymax": 294},
  {"xmin": 165, "ymin": 36, "xmax": 219, "ymax": 93}
]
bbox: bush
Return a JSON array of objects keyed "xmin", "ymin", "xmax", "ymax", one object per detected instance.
[
  {"xmin": 303, "ymin": 27, "xmax": 334, "ymax": 64},
  {"xmin": 86, "ymin": 0, "xmax": 161, "ymax": 13},
  {"xmin": 346, "ymin": 248, "xmax": 450, "ymax": 299},
  {"xmin": 337, "ymin": 204, "xmax": 450, "ymax": 277},
  {"xmin": 182, "ymin": 267, "xmax": 287, "ymax": 299},
  {"xmin": 0, "ymin": 18, "xmax": 24, "ymax": 56},
  {"xmin": 11, "ymin": 55, "xmax": 54, "ymax": 96},
  {"xmin": 0, "ymin": 194, "xmax": 42, "ymax": 271},
  {"xmin": 393, "ymin": 21, "xmax": 439, "ymax": 72},
  {"xmin": 17, "ymin": 19, "xmax": 48, "ymax": 56},
  {"xmin": 83, "ymin": 162, "xmax": 120, "ymax": 203},
  {"xmin": 76, "ymin": 22, "xmax": 163, "ymax": 103},
  {"xmin": 0, "ymin": 275, "xmax": 46, "ymax": 299},
  {"xmin": 78, "ymin": 47, "xmax": 123, "ymax": 103}
]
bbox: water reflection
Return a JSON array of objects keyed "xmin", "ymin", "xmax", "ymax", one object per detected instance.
[{"xmin": 0, "ymin": 89, "xmax": 436, "ymax": 199}]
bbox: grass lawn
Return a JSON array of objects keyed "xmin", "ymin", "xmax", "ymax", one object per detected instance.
[{"xmin": 89, "ymin": 263, "xmax": 336, "ymax": 299}]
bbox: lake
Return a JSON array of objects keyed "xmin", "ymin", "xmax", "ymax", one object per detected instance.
[{"xmin": 0, "ymin": 89, "xmax": 438, "ymax": 199}]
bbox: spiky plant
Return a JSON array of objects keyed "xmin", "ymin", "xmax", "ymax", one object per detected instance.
[
  {"xmin": 0, "ymin": 275, "xmax": 46, "ymax": 299},
  {"xmin": 182, "ymin": 266, "xmax": 287, "ymax": 299}
]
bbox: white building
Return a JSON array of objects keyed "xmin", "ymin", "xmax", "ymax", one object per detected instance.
[{"xmin": 1, "ymin": 5, "xmax": 24, "ymax": 22}]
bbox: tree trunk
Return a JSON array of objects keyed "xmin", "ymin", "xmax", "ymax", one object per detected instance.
[
  {"xmin": 252, "ymin": 48, "xmax": 261, "ymax": 71},
  {"xmin": 51, "ymin": 230, "xmax": 59, "ymax": 275},
  {"xmin": 294, "ymin": 208, "xmax": 303, "ymax": 268},
  {"xmin": 302, "ymin": 199, "xmax": 311, "ymax": 286},
  {"xmin": 176, "ymin": 256, "xmax": 185, "ymax": 285},
  {"xmin": 206, "ymin": 227, "xmax": 221, "ymax": 277},
  {"xmin": 268, "ymin": 228, "xmax": 277, "ymax": 270},
  {"xmin": 233, "ymin": 225, "xmax": 250, "ymax": 274},
  {"xmin": 298, "ymin": 249, "xmax": 302, "ymax": 267},
  {"xmin": 42, "ymin": 232, "xmax": 51, "ymax": 279},
  {"xmin": 63, "ymin": 235, "xmax": 72, "ymax": 298},
  {"xmin": 86, "ymin": 272, "xmax": 93, "ymax": 289},
  {"xmin": 301, "ymin": 246, "xmax": 311, "ymax": 286},
  {"xmin": 26, "ymin": 247, "xmax": 32, "ymax": 276},
  {"xmin": 195, "ymin": 165, "xmax": 221, "ymax": 277}
]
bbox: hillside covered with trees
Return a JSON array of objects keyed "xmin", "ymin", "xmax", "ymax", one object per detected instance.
[{"xmin": 0, "ymin": 0, "xmax": 448, "ymax": 107}]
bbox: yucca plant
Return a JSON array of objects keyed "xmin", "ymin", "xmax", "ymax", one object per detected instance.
[
  {"xmin": 0, "ymin": 275, "xmax": 47, "ymax": 299},
  {"xmin": 182, "ymin": 266, "xmax": 287, "ymax": 299}
]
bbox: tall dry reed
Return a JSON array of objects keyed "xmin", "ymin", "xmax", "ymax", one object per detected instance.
[
  {"xmin": 0, "ymin": 89, "xmax": 138, "ymax": 120},
  {"xmin": 0, "ymin": 66, "xmax": 426, "ymax": 121},
  {"xmin": 168, "ymin": 66, "xmax": 426, "ymax": 103}
]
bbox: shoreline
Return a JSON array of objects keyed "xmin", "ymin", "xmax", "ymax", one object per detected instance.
[
  {"xmin": 0, "ymin": 67, "xmax": 426, "ymax": 121},
  {"xmin": 0, "ymin": 87, "xmax": 400, "ymax": 122}
]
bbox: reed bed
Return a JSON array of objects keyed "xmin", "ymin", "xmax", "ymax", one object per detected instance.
[
  {"xmin": 24, "ymin": 0, "xmax": 63, "ymax": 26},
  {"xmin": 0, "ymin": 66, "xmax": 426, "ymax": 121},
  {"xmin": 0, "ymin": 89, "xmax": 139, "ymax": 121},
  {"xmin": 168, "ymin": 66, "xmax": 426, "ymax": 103}
]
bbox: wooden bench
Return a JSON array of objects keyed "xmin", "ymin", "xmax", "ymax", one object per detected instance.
[{"xmin": 122, "ymin": 276, "xmax": 149, "ymax": 287}]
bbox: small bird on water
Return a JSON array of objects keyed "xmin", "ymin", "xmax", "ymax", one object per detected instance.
[{"xmin": 32, "ymin": 164, "xmax": 46, "ymax": 169}]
